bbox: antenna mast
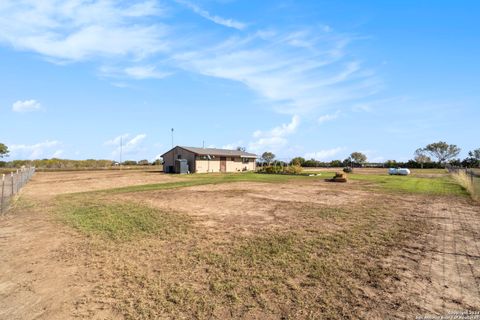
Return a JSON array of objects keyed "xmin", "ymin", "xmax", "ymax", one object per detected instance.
[{"xmin": 120, "ymin": 136, "xmax": 123, "ymax": 166}]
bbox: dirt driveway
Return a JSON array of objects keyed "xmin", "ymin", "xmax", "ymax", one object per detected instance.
[{"xmin": 0, "ymin": 171, "xmax": 479, "ymax": 319}]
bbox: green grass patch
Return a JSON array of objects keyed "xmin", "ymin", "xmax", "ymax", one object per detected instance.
[
  {"xmin": 56, "ymin": 196, "xmax": 189, "ymax": 240},
  {"xmin": 76, "ymin": 170, "xmax": 465, "ymax": 198},
  {"xmin": 98, "ymin": 172, "xmax": 319, "ymax": 194},
  {"xmin": 348, "ymin": 173, "xmax": 467, "ymax": 196}
]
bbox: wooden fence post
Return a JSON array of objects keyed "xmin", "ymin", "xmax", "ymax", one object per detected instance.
[
  {"xmin": 11, "ymin": 172, "xmax": 14, "ymax": 196},
  {"xmin": 1, "ymin": 174, "xmax": 4, "ymax": 214}
]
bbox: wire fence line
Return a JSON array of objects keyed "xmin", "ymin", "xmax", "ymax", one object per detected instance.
[
  {"xmin": 447, "ymin": 166, "xmax": 480, "ymax": 178},
  {"xmin": 446, "ymin": 165, "xmax": 480, "ymax": 199},
  {"xmin": 0, "ymin": 167, "xmax": 35, "ymax": 214}
]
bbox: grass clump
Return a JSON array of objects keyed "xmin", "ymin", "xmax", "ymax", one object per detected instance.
[
  {"xmin": 349, "ymin": 173, "xmax": 466, "ymax": 196},
  {"xmin": 451, "ymin": 171, "xmax": 480, "ymax": 201},
  {"xmin": 56, "ymin": 197, "xmax": 189, "ymax": 240}
]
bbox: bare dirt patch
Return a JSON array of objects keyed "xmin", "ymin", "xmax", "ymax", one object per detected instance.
[
  {"xmin": 116, "ymin": 180, "xmax": 373, "ymax": 235},
  {"xmin": 1, "ymin": 171, "xmax": 479, "ymax": 319},
  {"xmin": 22, "ymin": 170, "xmax": 182, "ymax": 199},
  {"xmin": 0, "ymin": 170, "xmax": 178, "ymax": 319}
]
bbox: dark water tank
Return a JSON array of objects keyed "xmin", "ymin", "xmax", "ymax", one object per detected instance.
[{"xmin": 175, "ymin": 159, "xmax": 189, "ymax": 174}]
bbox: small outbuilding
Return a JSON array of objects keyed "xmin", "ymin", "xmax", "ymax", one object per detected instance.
[{"xmin": 161, "ymin": 146, "xmax": 257, "ymax": 173}]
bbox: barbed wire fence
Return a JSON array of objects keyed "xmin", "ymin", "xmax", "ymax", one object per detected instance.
[{"xmin": 0, "ymin": 167, "xmax": 35, "ymax": 214}]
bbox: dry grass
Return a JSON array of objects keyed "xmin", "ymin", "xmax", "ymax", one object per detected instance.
[
  {"xmin": 4, "ymin": 169, "xmax": 480, "ymax": 319},
  {"xmin": 54, "ymin": 190, "xmax": 428, "ymax": 319},
  {"xmin": 451, "ymin": 170, "xmax": 479, "ymax": 201}
]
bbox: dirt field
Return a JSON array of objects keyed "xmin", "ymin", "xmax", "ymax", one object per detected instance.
[{"xmin": 0, "ymin": 170, "xmax": 479, "ymax": 319}]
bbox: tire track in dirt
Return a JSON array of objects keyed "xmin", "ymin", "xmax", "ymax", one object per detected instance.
[
  {"xmin": 456, "ymin": 205, "xmax": 480, "ymax": 301},
  {"xmin": 418, "ymin": 199, "xmax": 480, "ymax": 315}
]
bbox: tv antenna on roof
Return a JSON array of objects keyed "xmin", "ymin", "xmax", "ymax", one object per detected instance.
[{"xmin": 171, "ymin": 128, "xmax": 174, "ymax": 148}]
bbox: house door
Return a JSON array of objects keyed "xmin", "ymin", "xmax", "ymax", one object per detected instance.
[{"xmin": 220, "ymin": 157, "xmax": 226, "ymax": 172}]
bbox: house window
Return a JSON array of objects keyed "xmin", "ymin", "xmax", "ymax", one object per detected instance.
[
  {"xmin": 177, "ymin": 155, "xmax": 182, "ymax": 159},
  {"xmin": 242, "ymin": 158, "xmax": 250, "ymax": 164}
]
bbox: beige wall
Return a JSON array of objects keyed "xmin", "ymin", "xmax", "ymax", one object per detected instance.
[
  {"xmin": 195, "ymin": 157, "xmax": 255, "ymax": 173},
  {"xmin": 163, "ymin": 148, "xmax": 256, "ymax": 173},
  {"xmin": 225, "ymin": 157, "xmax": 256, "ymax": 172},
  {"xmin": 195, "ymin": 159, "xmax": 220, "ymax": 173}
]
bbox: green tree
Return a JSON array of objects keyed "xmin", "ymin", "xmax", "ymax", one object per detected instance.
[
  {"xmin": 414, "ymin": 148, "xmax": 432, "ymax": 169},
  {"xmin": 236, "ymin": 146, "xmax": 246, "ymax": 152},
  {"xmin": 462, "ymin": 148, "xmax": 480, "ymax": 168},
  {"xmin": 290, "ymin": 157, "xmax": 305, "ymax": 166},
  {"xmin": 384, "ymin": 160, "xmax": 397, "ymax": 168},
  {"xmin": 423, "ymin": 141, "xmax": 460, "ymax": 163},
  {"xmin": 330, "ymin": 160, "xmax": 343, "ymax": 167},
  {"xmin": 0, "ymin": 143, "xmax": 9, "ymax": 158},
  {"xmin": 261, "ymin": 152, "xmax": 275, "ymax": 165},
  {"xmin": 349, "ymin": 152, "xmax": 367, "ymax": 166},
  {"xmin": 468, "ymin": 148, "xmax": 480, "ymax": 160}
]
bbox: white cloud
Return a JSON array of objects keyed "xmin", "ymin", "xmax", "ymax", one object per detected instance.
[
  {"xmin": 249, "ymin": 115, "xmax": 300, "ymax": 153},
  {"xmin": 304, "ymin": 147, "xmax": 344, "ymax": 161},
  {"xmin": 104, "ymin": 133, "xmax": 130, "ymax": 146},
  {"xmin": 52, "ymin": 149, "xmax": 64, "ymax": 158},
  {"xmin": 12, "ymin": 99, "xmax": 41, "ymax": 112},
  {"xmin": 100, "ymin": 65, "xmax": 171, "ymax": 80},
  {"xmin": 175, "ymin": 0, "xmax": 246, "ymax": 30},
  {"xmin": 124, "ymin": 66, "xmax": 171, "ymax": 79},
  {"xmin": 0, "ymin": 1, "xmax": 382, "ymax": 114},
  {"xmin": 8, "ymin": 140, "xmax": 61, "ymax": 159},
  {"xmin": 105, "ymin": 133, "xmax": 147, "ymax": 157},
  {"xmin": 317, "ymin": 111, "xmax": 340, "ymax": 124},
  {"xmin": 221, "ymin": 141, "xmax": 244, "ymax": 150},
  {"xmin": 0, "ymin": 1, "xmax": 381, "ymax": 111},
  {"xmin": 175, "ymin": 28, "xmax": 380, "ymax": 115},
  {"xmin": 253, "ymin": 115, "xmax": 300, "ymax": 139},
  {"xmin": 128, "ymin": 134, "xmax": 147, "ymax": 147},
  {"xmin": 0, "ymin": 0, "xmax": 167, "ymax": 62}
]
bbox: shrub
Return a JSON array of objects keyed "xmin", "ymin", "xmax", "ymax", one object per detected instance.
[
  {"xmin": 257, "ymin": 165, "xmax": 303, "ymax": 175},
  {"xmin": 284, "ymin": 165, "xmax": 303, "ymax": 175},
  {"xmin": 343, "ymin": 167, "xmax": 353, "ymax": 173}
]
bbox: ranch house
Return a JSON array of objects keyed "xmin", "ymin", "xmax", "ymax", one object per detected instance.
[{"xmin": 162, "ymin": 146, "xmax": 257, "ymax": 173}]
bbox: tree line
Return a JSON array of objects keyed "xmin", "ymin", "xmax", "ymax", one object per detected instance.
[
  {"xmin": 259, "ymin": 141, "xmax": 480, "ymax": 168},
  {"xmin": 1, "ymin": 141, "xmax": 479, "ymax": 169},
  {"xmin": 0, "ymin": 145, "xmax": 161, "ymax": 169}
]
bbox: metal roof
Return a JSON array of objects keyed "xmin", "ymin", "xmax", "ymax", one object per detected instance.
[{"xmin": 162, "ymin": 146, "xmax": 257, "ymax": 158}]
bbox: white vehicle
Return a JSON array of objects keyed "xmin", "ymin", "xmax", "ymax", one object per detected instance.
[{"xmin": 388, "ymin": 168, "xmax": 411, "ymax": 176}]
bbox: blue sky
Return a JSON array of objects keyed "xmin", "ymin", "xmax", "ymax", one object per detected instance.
[{"xmin": 1, "ymin": 0, "xmax": 479, "ymax": 162}]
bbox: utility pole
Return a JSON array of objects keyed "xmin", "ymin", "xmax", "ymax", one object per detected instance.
[
  {"xmin": 171, "ymin": 128, "xmax": 174, "ymax": 148},
  {"xmin": 120, "ymin": 136, "xmax": 123, "ymax": 167}
]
